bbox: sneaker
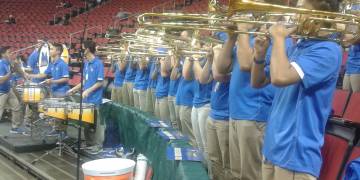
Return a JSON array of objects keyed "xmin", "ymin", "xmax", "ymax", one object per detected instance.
[
  {"xmin": 9, "ymin": 128, "xmax": 25, "ymax": 134},
  {"xmin": 46, "ymin": 129, "xmax": 61, "ymax": 137}
]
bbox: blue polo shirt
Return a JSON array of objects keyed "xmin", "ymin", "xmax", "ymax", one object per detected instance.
[
  {"xmin": 113, "ymin": 63, "xmax": 125, "ymax": 87},
  {"xmin": 229, "ymin": 38, "xmax": 293, "ymax": 121},
  {"xmin": 27, "ymin": 49, "xmax": 45, "ymax": 83},
  {"xmin": 345, "ymin": 44, "xmax": 360, "ymax": 74},
  {"xmin": 263, "ymin": 39, "xmax": 342, "ymax": 177},
  {"xmin": 193, "ymin": 80, "xmax": 213, "ymax": 108},
  {"xmin": 44, "ymin": 58, "xmax": 69, "ymax": 97},
  {"xmin": 148, "ymin": 60, "xmax": 158, "ymax": 89},
  {"xmin": 134, "ymin": 64, "xmax": 149, "ymax": 90},
  {"xmin": 155, "ymin": 71, "xmax": 170, "ymax": 98},
  {"xmin": 0, "ymin": 59, "xmax": 11, "ymax": 93},
  {"xmin": 169, "ymin": 74, "xmax": 181, "ymax": 97},
  {"xmin": 209, "ymin": 81, "xmax": 230, "ymax": 120},
  {"xmin": 176, "ymin": 77, "xmax": 195, "ymax": 107},
  {"xmin": 124, "ymin": 59, "xmax": 136, "ymax": 82},
  {"xmin": 83, "ymin": 56, "xmax": 104, "ymax": 105}
]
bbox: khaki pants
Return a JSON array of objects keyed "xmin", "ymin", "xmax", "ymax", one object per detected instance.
[
  {"xmin": 24, "ymin": 104, "xmax": 39, "ymax": 125},
  {"xmin": 262, "ymin": 161, "xmax": 316, "ymax": 180},
  {"xmin": 168, "ymin": 96, "xmax": 180, "ymax": 129},
  {"xmin": 191, "ymin": 104, "xmax": 211, "ymax": 155},
  {"xmin": 133, "ymin": 89, "xmax": 147, "ymax": 111},
  {"xmin": 145, "ymin": 88, "xmax": 155, "ymax": 114},
  {"xmin": 343, "ymin": 74, "xmax": 360, "ymax": 92},
  {"xmin": 0, "ymin": 89, "xmax": 23, "ymax": 128},
  {"xmin": 111, "ymin": 86, "xmax": 123, "ymax": 104},
  {"xmin": 229, "ymin": 119, "xmax": 265, "ymax": 180},
  {"xmin": 123, "ymin": 82, "xmax": 134, "ymax": 106},
  {"xmin": 206, "ymin": 117, "xmax": 231, "ymax": 180},
  {"xmin": 178, "ymin": 105, "xmax": 196, "ymax": 146},
  {"xmin": 84, "ymin": 108, "xmax": 105, "ymax": 146},
  {"xmin": 154, "ymin": 96, "xmax": 170, "ymax": 121}
]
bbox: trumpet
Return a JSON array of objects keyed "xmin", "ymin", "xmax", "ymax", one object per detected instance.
[{"xmin": 137, "ymin": 0, "xmax": 360, "ymax": 42}]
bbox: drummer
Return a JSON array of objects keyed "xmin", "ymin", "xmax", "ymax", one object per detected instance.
[
  {"xmin": 67, "ymin": 40, "xmax": 105, "ymax": 147},
  {"xmin": 0, "ymin": 46, "xmax": 25, "ymax": 134},
  {"xmin": 26, "ymin": 43, "xmax": 69, "ymax": 98},
  {"xmin": 25, "ymin": 43, "xmax": 70, "ymax": 136}
]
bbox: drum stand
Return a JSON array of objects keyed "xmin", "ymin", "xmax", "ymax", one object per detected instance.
[{"xmin": 31, "ymin": 119, "xmax": 78, "ymax": 164}]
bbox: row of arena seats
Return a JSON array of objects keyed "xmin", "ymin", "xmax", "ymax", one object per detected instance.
[
  {"xmin": 0, "ymin": 0, "xmax": 169, "ymax": 51},
  {"xmin": 320, "ymin": 90, "xmax": 360, "ymax": 180}
]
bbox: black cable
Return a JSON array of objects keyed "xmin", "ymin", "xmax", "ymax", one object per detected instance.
[{"xmin": 76, "ymin": 0, "xmax": 89, "ymax": 179}]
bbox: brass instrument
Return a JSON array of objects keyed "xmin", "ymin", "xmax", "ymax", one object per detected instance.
[{"xmin": 137, "ymin": 0, "xmax": 360, "ymax": 42}]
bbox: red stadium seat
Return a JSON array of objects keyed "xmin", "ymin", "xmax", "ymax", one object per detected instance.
[
  {"xmin": 342, "ymin": 140, "xmax": 360, "ymax": 179},
  {"xmin": 343, "ymin": 92, "xmax": 360, "ymax": 125},
  {"xmin": 320, "ymin": 123, "xmax": 357, "ymax": 180},
  {"xmin": 332, "ymin": 90, "xmax": 351, "ymax": 118}
]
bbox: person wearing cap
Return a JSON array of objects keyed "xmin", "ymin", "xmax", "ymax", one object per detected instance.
[{"xmin": 0, "ymin": 46, "xmax": 24, "ymax": 134}]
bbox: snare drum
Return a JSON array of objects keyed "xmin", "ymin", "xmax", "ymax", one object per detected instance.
[
  {"xmin": 16, "ymin": 83, "xmax": 46, "ymax": 103},
  {"xmin": 39, "ymin": 98, "xmax": 65, "ymax": 113},
  {"xmin": 67, "ymin": 102, "xmax": 95, "ymax": 124},
  {"xmin": 44, "ymin": 102, "xmax": 68, "ymax": 120}
]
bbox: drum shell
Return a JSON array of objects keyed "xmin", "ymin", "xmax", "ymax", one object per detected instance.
[
  {"xmin": 44, "ymin": 102, "xmax": 68, "ymax": 120},
  {"xmin": 16, "ymin": 84, "xmax": 46, "ymax": 103},
  {"xmin": 67, "ymin": 103, "xmax": 95, "ymax": 124},
  {"xmin": 39, "ymin": 98, "xmax": 65, "ymax": 113}
]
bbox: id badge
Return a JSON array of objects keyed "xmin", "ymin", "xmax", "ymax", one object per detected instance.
[{"xmin": 85, "ymin": 73, "xmax": 89, "ymax": 81}]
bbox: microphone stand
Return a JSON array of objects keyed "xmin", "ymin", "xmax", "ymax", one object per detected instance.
[{"xmin": 76, "ymin": 0, "xmax": 89, "ymax": 179}]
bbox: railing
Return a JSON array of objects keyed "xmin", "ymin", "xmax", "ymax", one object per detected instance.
[{"xmin": 69, "ymin": 25, "xmax": 103, "ymax": 45}]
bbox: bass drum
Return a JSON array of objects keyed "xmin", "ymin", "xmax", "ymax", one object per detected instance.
[{"xmin": 38, "ymin": 42, "xmax": 50, "ymax": 74}]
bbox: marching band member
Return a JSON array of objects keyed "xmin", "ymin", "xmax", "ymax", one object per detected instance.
[
  {"xmin": 145, "ymin": 57, "xmax": 157, "ymax": 113},
  {"xmin": 175, "ymin": 31, "xmax": 196, "ymax": 145},
  {"xmin": 205, "ymin": 32, "xmax": 231, "ymax": 180},
  {"xmin": 168, "ymin": 50, "xmax": 181, "ymax": 129},
  {"xmin": 154, "ymin": 52, "xmax": 171, "ymax": 121},
  {"xmin": 123, "ymin": 55, "xmax": 137, "ymax": 106},
  {"xmin": 133, "ymin": 56, "xmax": 149, "ymax": 111},
  {"xmin": 67, "ymin": 40, "xmax": 105, "ymax": 147},
  {"xmin": 110, "ymin": 55, "xmax": 126, "ymax": 104},
  {"xmin": 214, "ymin": 0, "xmax": 292, "ymax": 177},
  {"xmin": 0, "ymin": 46, "xmax": 24, "ymax": 134},
  {"xmin": 191, "ymin": 45, "xmax": 213, "ymax": 166},
  {"xmin": 343, "ymin": 40, "xmax": 360, "ymax": 92},
  {"xmin": 26, "ymin": 43, "xmax": 70, "ymax": 136},
  {"xmin": 251, "ymin": 0, "xmax": 342, "ymax": 179},
  {"xmin": 26, "ymin": 43, "xmax": 69, "ymax": 98}
]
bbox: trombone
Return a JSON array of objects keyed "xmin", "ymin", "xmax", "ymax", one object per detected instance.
[{"xmin": 137, "ymin": 0, "xmax": 360, "ymax": 42}]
